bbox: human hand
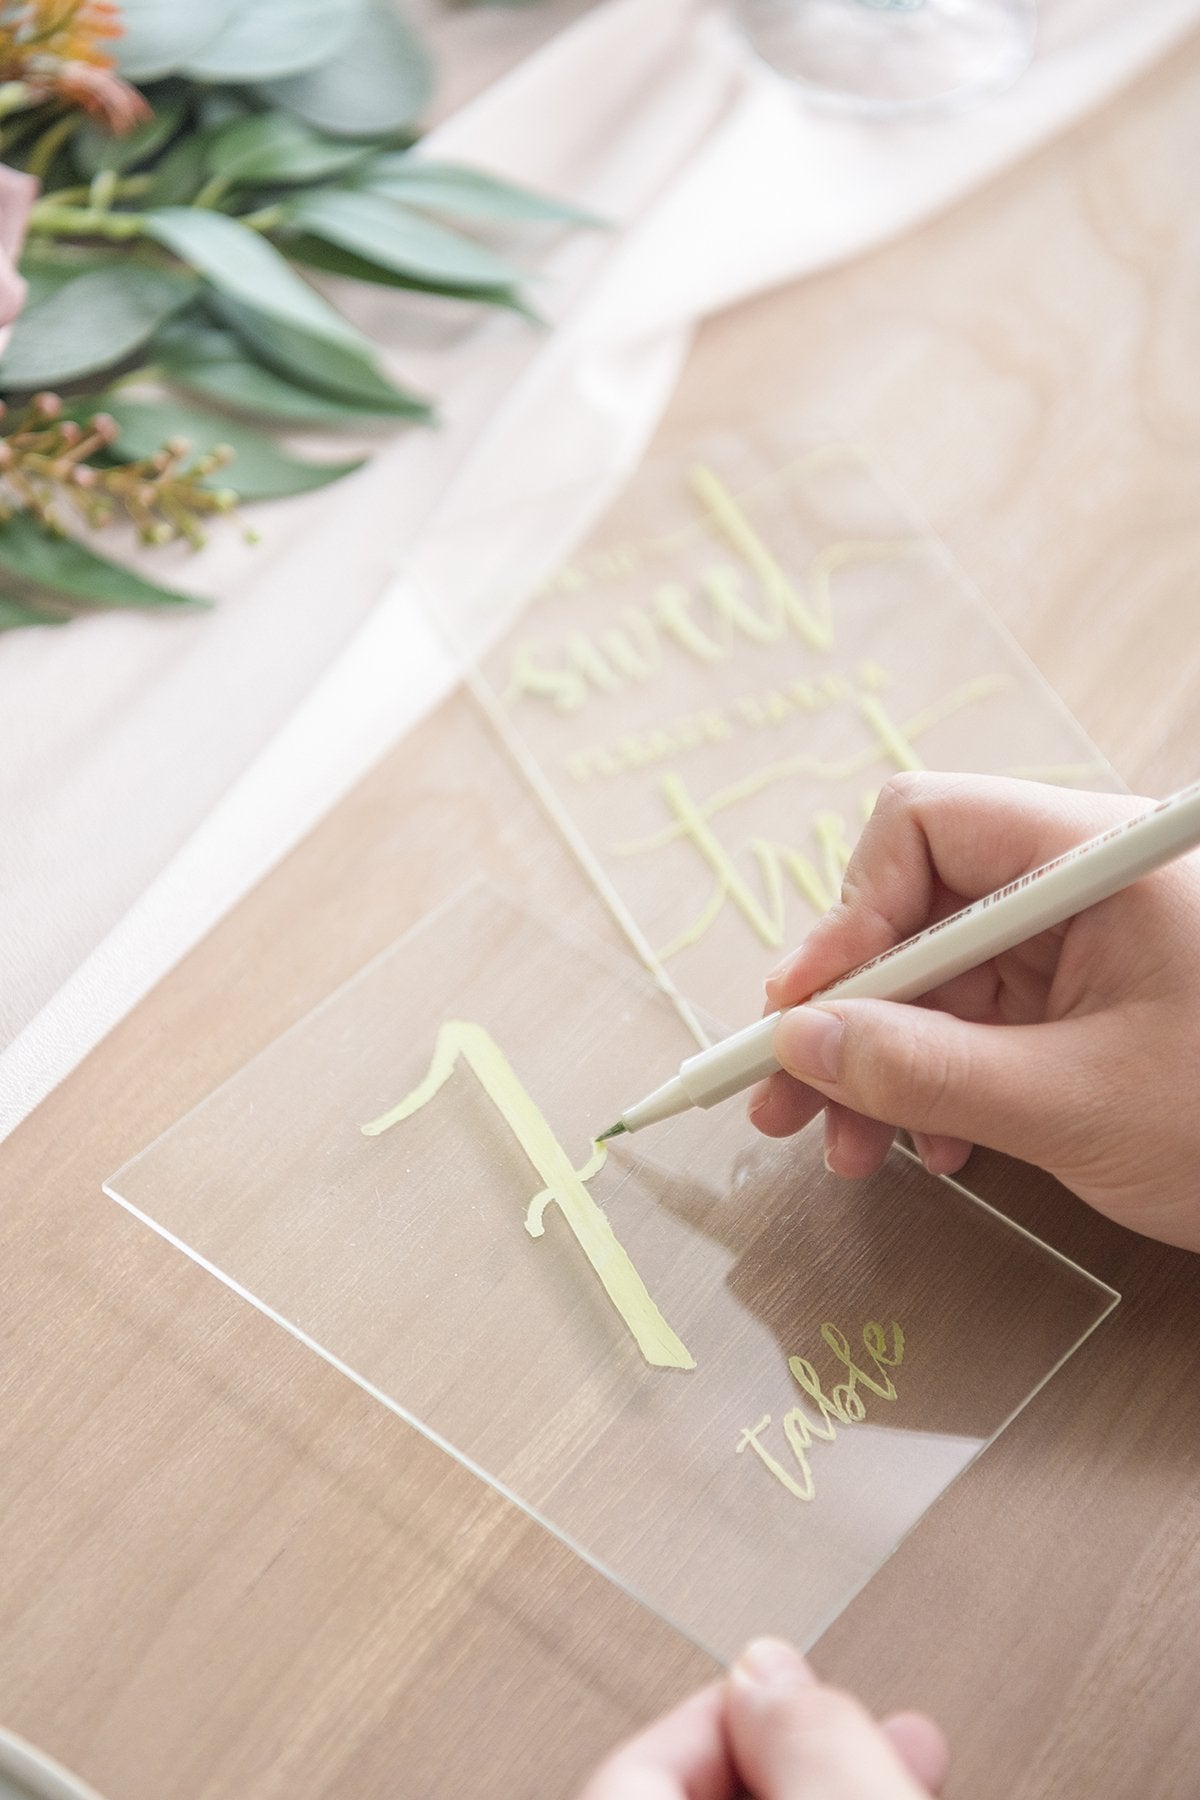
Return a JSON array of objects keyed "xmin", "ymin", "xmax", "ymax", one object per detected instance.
[
  {"xmin": 750, "ymin": 773, "xmax": 1200, "ymax": 1251},
  {"xmin": 578, "ymin": 1637, "xmax": 946, "ymax": 1799}
]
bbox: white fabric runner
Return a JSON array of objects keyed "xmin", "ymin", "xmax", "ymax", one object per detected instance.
[{"xmin": 3, "ymin": 0, "xmax": 1197, "ymax": 1140}]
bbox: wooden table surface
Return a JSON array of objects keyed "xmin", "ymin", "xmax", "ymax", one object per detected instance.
[{"xmin": 4, "ymin": 24, "xmax": 1200, "ymax": 1800}]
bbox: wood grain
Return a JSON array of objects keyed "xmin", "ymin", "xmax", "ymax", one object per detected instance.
[{"xmin": 3, "ymin": 26, "xmax": 1200, "ymax": 1800}]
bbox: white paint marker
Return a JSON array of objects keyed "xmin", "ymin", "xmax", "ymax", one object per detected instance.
[{"xmin": 598, "ymin": 778, "xmax": 1200, "ymax": 1139}]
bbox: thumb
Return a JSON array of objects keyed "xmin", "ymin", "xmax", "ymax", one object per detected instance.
[
  {"xmin": 726, "ymin": 1640, "xmax": 933, "ymax": 1799},
  {"xmin": 772, "ymin": 1000, "xmax": 1091, "ymax": 1169}
]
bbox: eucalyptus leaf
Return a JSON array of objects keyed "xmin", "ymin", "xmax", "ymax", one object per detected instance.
[
  {"xmin": 197, "ymin": 91, "xmax": 257, "ymax": 132},
  {"xmin": 359, "ymin": 157, "xmax": 602, "ymax": 226},
  {"xmin": 260, "ymin": 0, "xmax": 432, "ymax": 136},
  {"xmin": 144, "ymin": 130, "xmax": 211, "ymax": 206},
  {"xmin": 17, "ymin": 266, "xmax": 72, "ymax": 309},
  {"xmin": 0, "ymin": 264, "xmax": 199, "ymax": 390},
  {"xmin": 153, "ymin": 321, "xmax": 430, "ymax": 422},
  {"xmin": 17, "ymin": 246, "xmax": 123, "ymax": 308},
  {"xmin": 281, "ymin": 189, "xmax": 524, "ymax": 289},
  {"xmin": 113, "ymin": 0, "xmax": 228, "ymax": 82},
  {"xmin": 284, "ymin": 233, "xmax": 536, "ymax": 316},
  {"xmin": 214, "ymin": 292, "xmax": 427, "ymax": 408},
  {"xmin": 72, "ymin": 96, "xmax": 186, "ymax": 178},
  {"xmin": 0, "ymin": 511, "xmax": 203, "ymax": 610},
  {"xmin": 186, "ymin": 0, "xmax": 363, "ymax": 83},
  {"xmin": 0, "ymin": 592, "xmax": 65, "ymax": 631},
  {"xmin": 142, "ymin": 207, "xmax": 367, "ymax": 351},
  {"xmin": 206, "ymin": 112, "xmax": 374, "ymax": 188},
  {"xmin": 95, "ymin": 396, "xmax": 363, "ymax": 500}
]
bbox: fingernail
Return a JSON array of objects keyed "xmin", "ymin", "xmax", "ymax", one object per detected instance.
[
  {"xmin": 912, "ymin": 1131, "xmax": 935, "ymax": 1170},
  {"xmin": 766, "ymin": 951, "xmax": 795, "ymax": 983},
  {"xmin": 764, "ymin": 950, "xmax": 800, "ymax": 996},
  {"xmin": 774, "ymin": 1006, "xmax": 843, "ymax": 1083},
  {"xmin": 732, "ymin": 1638, "xmax": 814, "ymax": 1693},
  {"xmin": 823, "ymin": 1108, "xmax": 839, "ymax": 1172}
]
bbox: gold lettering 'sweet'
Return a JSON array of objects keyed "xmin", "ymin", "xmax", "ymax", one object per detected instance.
[
  {"xmin": 494, "ymin": 448, "xmax": 1108, "ymax": 978},
  {"xmin": 737, "ymin": 1321, "xmax": 905, "ymax": 1502},
  {"xmin": 361, "ymin": 1021, "xmax": 695, "ymax": 1370},
  {"xmin": 502, "ymin": 464, "xmax": 923, "ymax": 717}
]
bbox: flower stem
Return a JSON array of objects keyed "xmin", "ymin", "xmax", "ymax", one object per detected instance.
[
  {"xmin": 27, "ymin": 201, "xmax": 145, "ymax": 240},
  {"xmin": 105, "ymin": 364, "xmax": 158, "ymax": 392},
  {"xmin": 0, "ymin": 394, "xmax": 240, "ymax": 548},
  {"xmin": 0, "ymin": 81, "xmax": 32, "ymax": 122},
  {"xmin": 37, "ymin": 175, "xmax": 152, "ymax": 208},
  {"xmin": 26, "ymin": 111, "xmax": 80, "ymax": 182},
  {"xmin": 88, "ymin": 168, "xmax": 118, "ymax": 211},
  {"xmin": 193, "ymin": 174, "xmax": 232, "ymax": 211},
  {"xmin": 238, "ymin": 203, "xmax": 285, "ymax": 233}
]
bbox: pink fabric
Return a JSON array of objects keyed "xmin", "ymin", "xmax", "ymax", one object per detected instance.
[{"xmin": 0, "ymin": 164, "xmax": 36, "ymax": 358}]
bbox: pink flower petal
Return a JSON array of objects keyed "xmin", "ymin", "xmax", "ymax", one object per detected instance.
[
  {"xmin": 0, "ymin": 164, "xmax": 37, "ymax": 262},
  {"xmin": 0, "ymin": 163, "xmax": 37, "ymax": 335}
]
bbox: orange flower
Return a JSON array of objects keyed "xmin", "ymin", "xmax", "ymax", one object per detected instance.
[
  {"xmin": 0, "ymin": 1, "xmax": 122, "ymax": 65},
  {"xmin": 0, "ymin": 1, "xmax": 149, "ymax": 133},
  {"xmin": 54, "ymin": 59, "xmax": 150, "ymax": 131}
]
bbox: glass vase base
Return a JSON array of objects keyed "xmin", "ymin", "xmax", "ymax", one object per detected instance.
[{"xmin": 737, "ymin": 0, "xmax": 1038, "ymax": 118}]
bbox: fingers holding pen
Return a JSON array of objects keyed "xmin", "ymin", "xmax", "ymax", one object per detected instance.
[
  {"xmin": 749, "ymin": 775, "xmax": 1174, "ymax": 1202},
  {"xmin": 748, "ymin": 1069, "xmax": 823, "ymax": 1138},
  {"xmin": 909, "ymin": 1131, "xmax": 973, "ymax": 1177},
  {"xmin": 769, "ymin": 996, "xmax": 1097, "ymax": 1173},
  {"xmin": 822, "ymin": 1101, "xmax": 895, "ymax": 1178},
  {"xmin": 764, "ymin": 773, "xmax": 1147, "ymax": 1016},
  {"xmin": 748, "ymin": 1068, "xmax": 973, "ymax": 1180}
]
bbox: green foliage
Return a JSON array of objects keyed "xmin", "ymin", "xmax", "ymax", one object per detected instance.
[
  {"xmin": 0, "ymin": 510, "xmax": 204, "ymax": 622},
  {"xmin": 209, "ymin": 291, "xmax": 432, "ymax": 410},
  {"xmin": 279, "ymin": 187, "xmax": 525, "ymax": 288},
  {"xmin": 112, "ymin": 4, "xmax": 234, "ymax": 83},
  {"xmin": 0, "ymin": 593, "xmax": 64, "ymax": 628},
  {"xmin": 0, "ymin": 0, "xmax": 598, "ymax": 624},
  {"xmin": 1, "ymin": 263, "xmax": 198, "ymax": 388},
  {"xmin": 140, "ymin": 206, "xmax": 377, "ymax": 353},
  {"xmin": 93, "ymin": 394, "xmax": 364, "ymax": 499},
  {"xmin": 358, "ymin": 156, "xmax": 601, "ymax": 225},
  {"xmin": 204, "ymin": 113, "xmax": 373, "ymax": 187},
  {"xmin": 114, "ymin": 0, "xmax": 358, "ymax": 86},
  {"xmin": 282, "ymin": 232, "xmax": 536, "ymax": 316},
  {"xmin": 150, "ymin": 318, "xmax": 431, "ymax": 423},
  {"xmin": 72, "ymin": 95, "xmax": 188, "ymax": 176},
  {"xmin": 0, "ymin": 392, "xmax": 245, "ymax": 603},
  {"xmin": 256, "ymin": 0, "xmax": 434, "ymax": 135},
  {"xmin": 183, "ymin": 0, "xmax": 363, "ymax": 84}
]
